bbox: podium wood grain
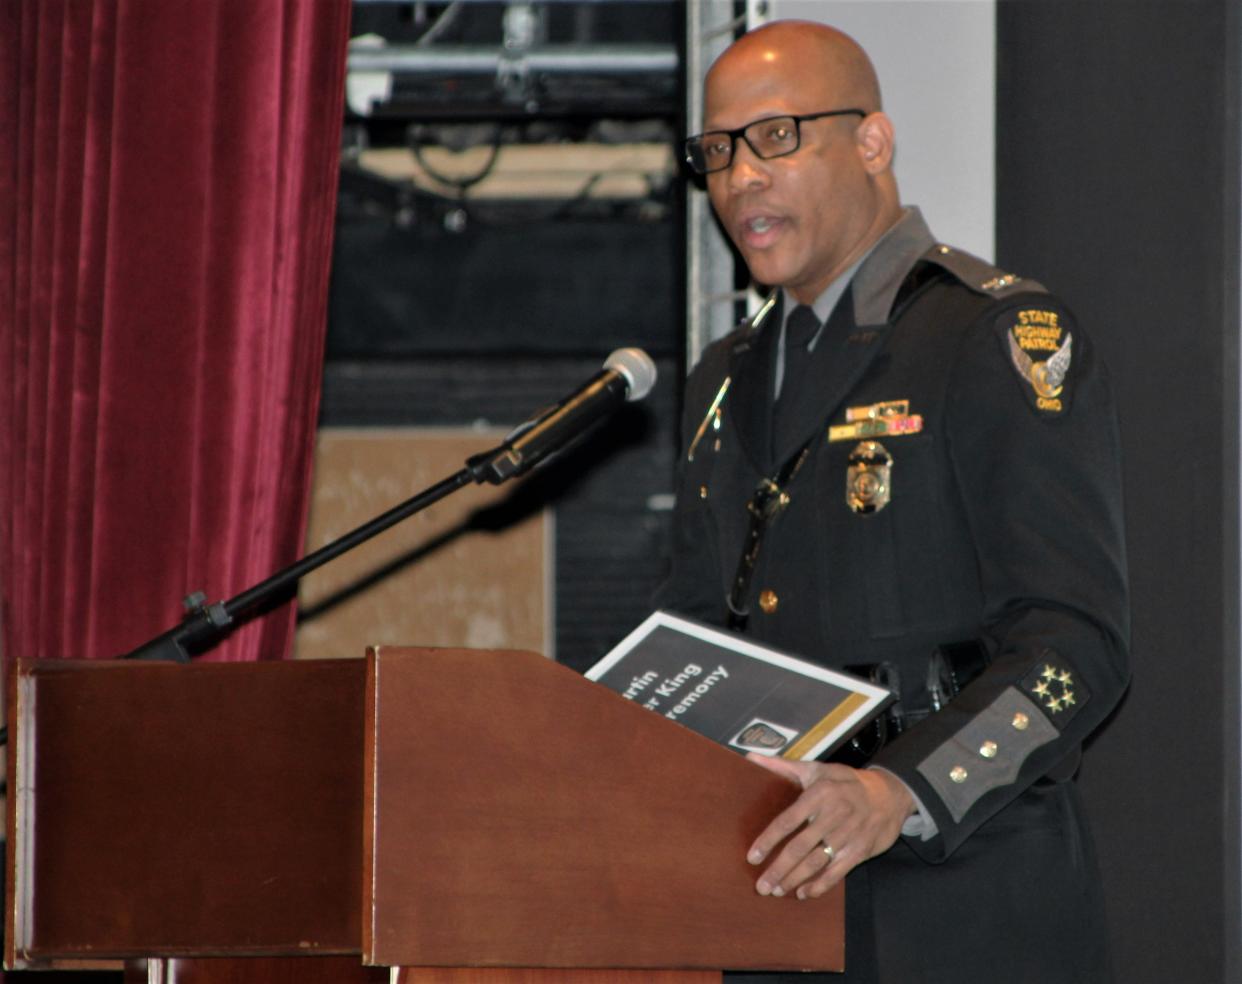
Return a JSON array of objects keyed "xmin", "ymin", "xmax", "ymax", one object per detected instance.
[
  {"xmin": 7, "ymin": 658, "xmax": 366, "ymax": 966},
  {"xmin": 364, "ymin": 647, "xmax": 844, "ymax": 972}
]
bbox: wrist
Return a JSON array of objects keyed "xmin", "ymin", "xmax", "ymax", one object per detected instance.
[{"xmin": 867, "ymin": 765, "xmax": 917, "ymax": 817}]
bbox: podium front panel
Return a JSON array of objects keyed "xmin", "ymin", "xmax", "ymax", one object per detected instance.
[
  {"xmin": 7, "ymin": 658, "xmax": 366, "ymax": 967},
  {"xmin": 364, "ymin": 647, "xmax": 843, "ymax": 972}
]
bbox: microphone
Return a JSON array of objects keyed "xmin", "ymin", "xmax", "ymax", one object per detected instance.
[{"xmin": 468, "ymin": 347, "xmax": 657, "ymax": 485}]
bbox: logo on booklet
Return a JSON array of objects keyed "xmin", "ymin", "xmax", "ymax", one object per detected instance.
[{"xmin": 729, "ymin": 718, "xmax": 799, "ymax": 755}]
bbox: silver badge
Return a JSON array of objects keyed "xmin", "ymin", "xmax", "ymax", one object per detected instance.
[{"xmin": 846, "ymin": 440, "xmax": 892, "ymax": 514}]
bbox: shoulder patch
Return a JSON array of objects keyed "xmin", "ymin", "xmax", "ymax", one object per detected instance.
[
  {"xmin": 922, "ymin": 244, "xmax": 1046, "ymax": 300},
  {"xmin": 997, "ymin": 304, "xmax": 1076, "ymax": 416}
]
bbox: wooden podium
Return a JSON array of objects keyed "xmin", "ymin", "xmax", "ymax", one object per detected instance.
[{"xmin": 6, "ymin": 649, "xmax": 844, "ymax": 981}]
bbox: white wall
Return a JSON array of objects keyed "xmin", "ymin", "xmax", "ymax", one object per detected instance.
[{"xmin": 767, "ymin": 0, "xmax": 996, "ymax": 261}]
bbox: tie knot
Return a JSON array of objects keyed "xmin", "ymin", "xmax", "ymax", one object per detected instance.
[{"xmin": 785, "ymin": 305, "xmax": 820, "ymax": 351}]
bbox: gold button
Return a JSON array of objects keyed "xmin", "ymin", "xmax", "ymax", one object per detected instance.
[
  {"xmin": 979, "ymin": 741, "xmax": 998, "ymax": 759},
  {"xmin": 950, "ymin": 766, "xmax": 968, "ymax": 784},
  {"xmin": 1012, "ymin": 713, "xmax": 1029, "ymax": 731},
  {"xmin": 758, "ymin": 589, "xmax": 779, "ymax": 614},
  {"xmin": 937, "ymin": 245, "xmax": 951, "ymax": 254},
  {"xmin": 699, "ymin": 485, "xmax": 708, "ymax": 499}
]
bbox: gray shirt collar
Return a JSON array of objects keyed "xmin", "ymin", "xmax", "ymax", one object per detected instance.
[
  {"xmin": 849, "ymin": 206, "xmax": 936, "ymax": 326},
  {"xmin": 780, "ymin": 254, "xmax": 861, "ymax": 340},
  {"xmin": 774, "ymin": 250, "xmax": 866, "ymax": 398},
  {"xmin": 772, "ymin": 207, "xmax": 935, "ymax": 397},
  {"xmin": 778, "ymin": 206, "xmax": 935, "ymax": 341}
]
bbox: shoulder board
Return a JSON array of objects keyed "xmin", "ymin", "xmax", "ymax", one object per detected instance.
[{"xmin": 921, "ymin": 243, "xmax": 1046, "ymax": 300}]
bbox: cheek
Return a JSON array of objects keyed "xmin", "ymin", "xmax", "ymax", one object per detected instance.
[{"xmin": 803, "ymin": 184, "xmax": 853, "ymax": 246}]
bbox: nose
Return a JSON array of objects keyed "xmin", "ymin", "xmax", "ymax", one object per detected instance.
[{"xmin": 726, "ymin": 139, "xmax": 771, "ymax": 193}]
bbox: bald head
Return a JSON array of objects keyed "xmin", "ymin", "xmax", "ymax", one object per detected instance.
[{"xmin": 706, "ymin": 21, "xmax": 883, "ymax": 121}]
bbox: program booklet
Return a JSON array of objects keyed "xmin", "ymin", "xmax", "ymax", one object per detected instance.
[{"xmin": 585, "ymin": 610, "xmax": 893, "ymax": 760}]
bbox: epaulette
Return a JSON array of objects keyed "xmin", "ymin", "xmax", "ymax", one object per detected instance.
[{"xmin": 921, "ymin": 243, "xmax": 1046, "ymax": 300}]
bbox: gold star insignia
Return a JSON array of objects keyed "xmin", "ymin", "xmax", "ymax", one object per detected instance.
[{"xmin": 1023, "ymin": 659, "xmax": 1087, "ymax": 719}]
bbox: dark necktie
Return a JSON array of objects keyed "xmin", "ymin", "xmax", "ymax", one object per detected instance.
[{"xmin": 774, "ymin": 304, "xmax": 820, "ymax": 444}]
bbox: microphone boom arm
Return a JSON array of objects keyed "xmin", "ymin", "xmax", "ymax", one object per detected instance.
[
  {"xmin": 120, "ymin": 348, "xmax": 657, "ymax": 663},
  {"xmin": 122, "ymin": 467, "xmax": 475, "ymax": 662}
]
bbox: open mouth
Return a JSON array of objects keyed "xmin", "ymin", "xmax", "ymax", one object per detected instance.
[{"xmin": 740, "ymin": 214, "xmax": 785, "ymax": 247}]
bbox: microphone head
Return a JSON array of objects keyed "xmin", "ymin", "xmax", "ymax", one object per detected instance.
[{"xmin": 604, "ymin": 347, "xmax": 657, "ymax": 402}]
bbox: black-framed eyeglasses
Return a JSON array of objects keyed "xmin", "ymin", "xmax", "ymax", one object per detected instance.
[{"xmin": 684, "ymin": 108, "xmax": 867, "ymax": 175}]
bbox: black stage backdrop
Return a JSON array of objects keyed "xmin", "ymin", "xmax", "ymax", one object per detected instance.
[{"xmin": 997, "ymin": 3, "xmax": 1241, "ymax": 982}]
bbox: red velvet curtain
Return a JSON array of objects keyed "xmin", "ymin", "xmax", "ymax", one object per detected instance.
[{"xmin": 0, "ymin": 0, "xmax": 351, "ymax": 663}]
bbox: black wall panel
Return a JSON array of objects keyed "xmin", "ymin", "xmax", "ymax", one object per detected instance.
[
  {"xmin": 997, "ymin": 4, "xmax": 1240, "ymax": 981},
  {"xmin": 328, "ymin": 201, "xmax": 679, "ymax": 358}
]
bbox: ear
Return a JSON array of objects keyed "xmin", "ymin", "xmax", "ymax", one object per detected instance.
[{"xmin": 855, "ymin": 112, "xmax": 895, "ymax": 175}]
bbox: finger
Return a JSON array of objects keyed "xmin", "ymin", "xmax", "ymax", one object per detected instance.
[
  {"xmin": 747, "ymin": 783, "xmax": 833, "ymax": 867},
  {"xmin": 795, "ymin": 842, "xmax": 858, "ymax": 900},
  {"xmin": 769, "ymin": 831, "xmax": 840, "ymax": 896},
  {"xmin": 760, "ymin": 784, "xmax": 869, "ymax": 896},
  {"xmin": 746, "ymin": 764, "xmax": 830, "ymax": 868},
  {"xmin": 755, "ymin": 819, "xmax": 838, "ymax": 896},
  {"xmin": 748, "ymin": 796, "xmax": 818, "ymax": 870},
  {"xmin": 746, "ymin": 752, "xmax": 815, "ymax": 788}
]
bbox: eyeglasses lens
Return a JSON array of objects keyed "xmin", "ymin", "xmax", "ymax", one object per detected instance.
[
  {"xmin": 744, "ymin": 117, "xmax": 800, "ymax": 160},
  {"xmin": 687, "ymin": 116, "xmax": 801, "ymax": 174}
]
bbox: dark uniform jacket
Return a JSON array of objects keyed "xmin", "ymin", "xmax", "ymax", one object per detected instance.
[{"xmin": 657, "ymin": 209, "xmax": 1130, "ymax": 983}]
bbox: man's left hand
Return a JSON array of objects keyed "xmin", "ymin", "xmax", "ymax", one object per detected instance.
[{"xmin": 745, "ymin": 755, "xmax": 915, "ymax": 900}]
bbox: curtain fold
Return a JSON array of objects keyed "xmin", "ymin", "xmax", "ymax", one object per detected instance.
[{"xmin": 0, "ymin": 0, "xmax": 352, "ymax": 662}]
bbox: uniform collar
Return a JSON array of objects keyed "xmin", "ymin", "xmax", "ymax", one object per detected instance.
[
  {"xmin": 722, "ymin": 207, "xmax": 936, "ymax": 471},
  {"xmin": 850, "ymin": 206, "xmax": 937, "ymax": 327},
  {"xmin": 780, "ymin": 249, "xmax": 862, "ymax": 340}
]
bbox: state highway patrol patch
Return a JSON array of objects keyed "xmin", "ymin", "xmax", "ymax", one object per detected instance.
[{"xmin": 1001, "ymin": 306, "xmax": 1074, "ymax": 415}]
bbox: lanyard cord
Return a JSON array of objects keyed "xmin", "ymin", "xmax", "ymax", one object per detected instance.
[{"xmin": 725, "ymin": 440, "xmax": 813, "ymax": 631}]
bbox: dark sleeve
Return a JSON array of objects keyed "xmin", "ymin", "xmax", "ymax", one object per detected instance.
[
  {"xmin": 651, "ymin": 350, "xmax": 730, "ymax": 626},
  {"xmin": 870, "ymin": 295, "xmax": 1130, "ymax": 861}
]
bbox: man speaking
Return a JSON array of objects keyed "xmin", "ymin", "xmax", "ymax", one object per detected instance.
[{"xmin": 659, "ymin": 20, "xmax": 1129, "ymax": 983}]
